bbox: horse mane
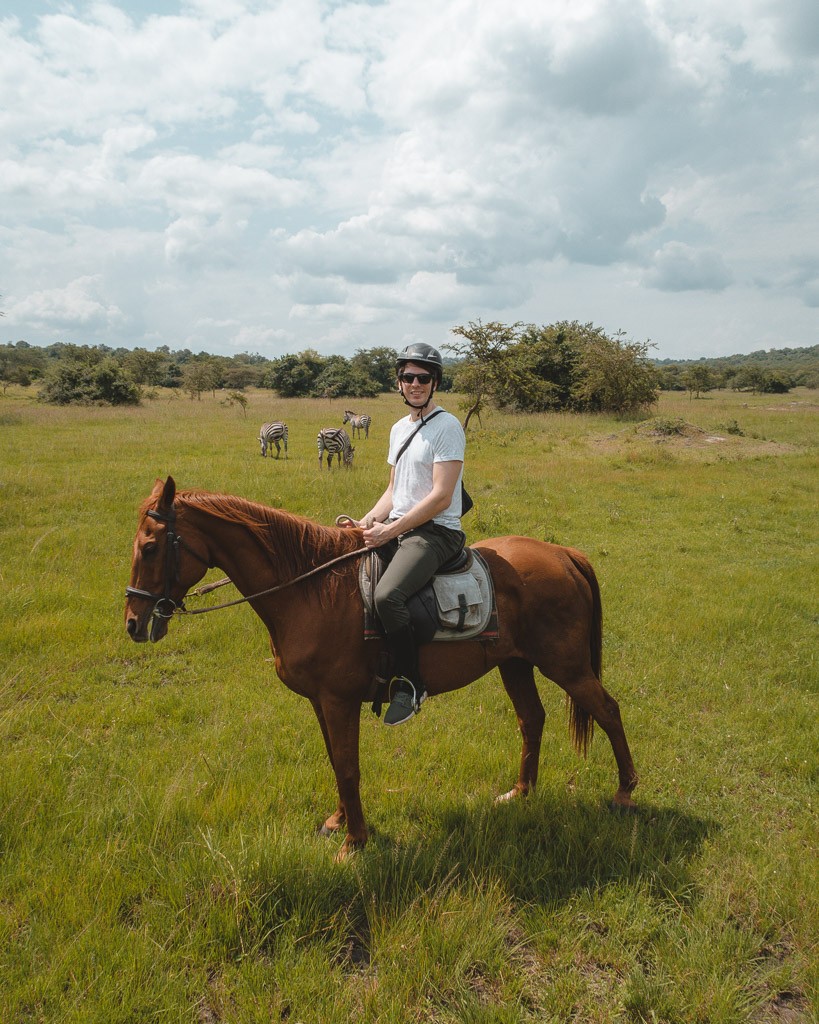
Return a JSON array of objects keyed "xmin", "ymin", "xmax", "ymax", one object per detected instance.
[{"xmin": 171, "ymin": 489, "xmax": 364, "ymax": 602}]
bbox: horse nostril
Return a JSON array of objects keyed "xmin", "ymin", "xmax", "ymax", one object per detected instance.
[{"xmin": 126, "ymin": 617, "xmax": 137, "ymax": 636}]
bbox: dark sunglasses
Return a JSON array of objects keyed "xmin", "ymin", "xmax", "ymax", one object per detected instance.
[{"xmin": 399, "ymin": 372, "xmax": 434, "ymax": 385}]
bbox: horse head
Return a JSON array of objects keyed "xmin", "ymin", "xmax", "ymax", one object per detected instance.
[{"xmin": 124, "ymin": 475, "xmax": 211, "ymax": 643}]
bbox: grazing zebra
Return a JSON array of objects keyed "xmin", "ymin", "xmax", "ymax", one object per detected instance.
[
  {"xmin": 317, "ymin": 427, "xmax": 354, "ymax": 469},
  {"xmin": 258, "ymin": 421, "xmax": 288, "ymax": 459},
  {"xmin": 342, "ymin": 410, "xmax": 372, "ymax": 439}
]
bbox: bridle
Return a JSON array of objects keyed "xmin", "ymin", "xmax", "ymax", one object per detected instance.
[
  {"xmin": 126, "ymin": 504, "xmax": 368, "ymax": 637},
  {"xmin": 125, "ymin": 505, "xmax": 213, "ymax": 637}
]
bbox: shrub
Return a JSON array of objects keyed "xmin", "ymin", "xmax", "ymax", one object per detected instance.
[
  {"xmin": 40, "ymin": 358, "xmax": 140, "ymax": 405},
  {"xmin": 573, "ymin": 331, "xmax": 659, "ymax": 414}
]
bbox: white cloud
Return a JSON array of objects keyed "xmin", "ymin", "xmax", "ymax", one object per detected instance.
[
  {"xmin": 8, "ymin": 276, "xmax": 126, "ymax": 332},
  {"xmin": 644, "ymin": 242, "xmax": 733, "ymax": 292}
]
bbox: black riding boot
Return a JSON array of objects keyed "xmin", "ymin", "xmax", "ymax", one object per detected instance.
[{"xmin": 383, "ymin": 624, "xmax": 426, "ymax": 726}]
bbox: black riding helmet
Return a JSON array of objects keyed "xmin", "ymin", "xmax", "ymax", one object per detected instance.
[{"xmin": 395, "ymin": 343, "xmax": 444, "ymax": 386}]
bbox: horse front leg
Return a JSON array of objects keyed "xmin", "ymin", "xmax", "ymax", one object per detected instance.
[
  {"xmin": 319, "ymin": 694, "xmax": 367, "ymax": 858},
  {"xmin": 496, "ymin": 658, "xmax": 545, "ymax": 803},
  {"xmin": 310, "ymin": 699, "xmax": 346, "ymax": 836}
]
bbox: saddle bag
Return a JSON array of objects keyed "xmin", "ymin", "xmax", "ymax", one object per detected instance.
[{"xmin": 431, "ymin": 571, "xmax": 483, "ymax": 630}]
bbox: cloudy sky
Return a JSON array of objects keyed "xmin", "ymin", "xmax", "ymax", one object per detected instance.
[{"xmin": 2, "ymin": 0, "xmax": 817, "ymax": 361}]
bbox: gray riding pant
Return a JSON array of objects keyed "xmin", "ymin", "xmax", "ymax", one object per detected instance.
[{"xmin": 373, "ymin": 521, "xmax": 465, "ymax": 634}]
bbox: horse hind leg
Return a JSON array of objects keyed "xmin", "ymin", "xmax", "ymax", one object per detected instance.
[
  {"xmin": 555, "ymin": 669, "xmax": 639, "ymax": 811},
  {"xmin": 496, "ymin": 659, "xmax": 546, "ymax": 803}
]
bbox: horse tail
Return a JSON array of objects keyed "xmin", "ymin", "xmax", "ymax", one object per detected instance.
[{"xmin": 565, "ymin": 550, "xmax": 602, "ymax": 757}]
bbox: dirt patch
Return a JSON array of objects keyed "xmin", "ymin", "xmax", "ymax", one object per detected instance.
[
  {"xmin": 592, "ymin": 418, "xmax": 797, "ymax": 459},
  {"xmin": 765, "ymin": 401, "xmax": 819, "ymax": 411},
  {"xmin": 634, "ymin": 417, "xmax": 707, "ymax": 440},
  {"xmin": 750, "ymin": 990, "xmax": 811, "ymax": 1023}
]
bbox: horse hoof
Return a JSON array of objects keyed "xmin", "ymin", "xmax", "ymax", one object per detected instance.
[
  {"xmin": 495, "ymin": 784, "xmax": 531, "ymax": 805},
  {"xmin": 609, "ymin": 799, "xmax": 637, "ymax": 815},
  {"xmin": 334, "ymin": 841, "xmax": 364, "ymax": 863}
]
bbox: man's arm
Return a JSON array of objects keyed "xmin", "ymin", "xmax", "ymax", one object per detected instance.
[{"xmin": 362, "ymin": 460, "xmax": 461, "ymax": 548}]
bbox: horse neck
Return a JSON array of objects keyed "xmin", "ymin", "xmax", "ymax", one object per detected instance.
[{"xmin": 176, "ymin": 494, "xmax": 354, "ymax": 597}]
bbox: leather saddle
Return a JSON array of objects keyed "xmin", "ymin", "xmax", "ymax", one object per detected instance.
[
  {"xmin": 359, "ymin": 538, "xmax": 499, "ymax": 715},
  {"xmin": 359, "ymin": 537, "xmax": 498, "ymax": 645}
]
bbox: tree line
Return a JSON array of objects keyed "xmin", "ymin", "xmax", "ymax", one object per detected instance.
[
  {"xmin": 653, "ymin": 346, "xmax": 819, "ymax": 395},
  {"xmin": 0, "ymin": 341, "xmax": 403, "ymax": 405},
  {"xmin": 1, "ymin": 326, "xmax": 816, "ymax": 412}
]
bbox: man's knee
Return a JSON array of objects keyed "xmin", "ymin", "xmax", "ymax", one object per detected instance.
[{"xmin": 374, "ymin": 585, "xmax": 409, "ymax": 631}]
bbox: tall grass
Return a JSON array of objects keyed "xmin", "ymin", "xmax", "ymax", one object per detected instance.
[{"xmin": 1, "ymin": 385, "xmax": 817, "ymax": 1022}]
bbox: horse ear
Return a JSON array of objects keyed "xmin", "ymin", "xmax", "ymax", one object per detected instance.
[{"xmin": 159, "ymin": 475, "xmax": 176, "ymax": 510}]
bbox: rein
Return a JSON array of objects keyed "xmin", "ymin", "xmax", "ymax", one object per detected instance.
[
  {"xmin": 127, "ymin": 505, "xmax": 366, "ymax": 625},
  {"xmin": 180, "ymin": 546, "xmax": 367, "ymax": 615}
]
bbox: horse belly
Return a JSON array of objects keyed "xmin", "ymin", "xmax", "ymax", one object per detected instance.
[{"xmin": 420, "ymin": 634, "xmax": 518, "ymax": 696}]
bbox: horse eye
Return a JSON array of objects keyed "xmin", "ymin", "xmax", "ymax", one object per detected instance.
[{"xmin": 142, "ymin": 541, "xmax": 158, "ymax": 558}]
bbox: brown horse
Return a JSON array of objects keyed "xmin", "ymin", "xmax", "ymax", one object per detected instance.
[{"xmin": 125, "ymin": 476, "xmax": 638, "ymax": 858}]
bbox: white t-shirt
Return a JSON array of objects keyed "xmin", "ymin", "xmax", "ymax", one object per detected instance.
[{"xmin": 387, "ymin": 408, "xmax": 465, "ymax": 532}]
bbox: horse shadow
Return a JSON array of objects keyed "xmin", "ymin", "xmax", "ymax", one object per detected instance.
[
  {"xmin": 236, "ymin": 796, "xmax": 715, "ymax": 969},
  {"xmin": 360, "ymin": 793, "xmax": 715, "ymax": 911}
]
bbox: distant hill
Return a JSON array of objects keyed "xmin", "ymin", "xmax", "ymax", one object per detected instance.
[
  {"xmin": 654, "ymin": 344, "xmax": 818, "ymax": 370},
  {"xmin": 653, "ymin": 344, "xmax": 819, "ymax": 390}
]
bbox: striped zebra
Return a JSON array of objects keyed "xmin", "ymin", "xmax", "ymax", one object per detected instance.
[
  {"xmin": 317, "ymin": 427, "xmax": 354, "ymax": 469},
  {"xmin": 258, "ymin": 421, "xmax": 288, "ymax": 459},
  {"xmin": 342, "ymin": 410, "xmax": 372, "ymax": 439}
]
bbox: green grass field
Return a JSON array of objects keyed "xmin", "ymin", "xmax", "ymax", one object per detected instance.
[{"xmin": 1, "ymin": 385, "xmax": 817, "ymax": 1023}]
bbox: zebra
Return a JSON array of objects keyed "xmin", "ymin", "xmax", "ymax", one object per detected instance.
[
  {"xmin": 258, "ymin": 421, "xmax": 288, "ymax": 459},
  {"xmin": 317, "ymin": 427, "xmax": 354, "ymax": 469},
  {"xmin": 343, "ymin": 410, "xmax": 372, "ymax": 439}
]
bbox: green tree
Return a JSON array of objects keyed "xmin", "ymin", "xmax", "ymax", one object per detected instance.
[
  {"xmin": 310, "ymin": 356, "xmax": 380, "ymax": 398},
  {"xmin": 181, "ymin": 360, "xmax": 222, "ymax": 400},
  {"xmin": 501, "ymin": 321, "xmax": 591, "ymax": 411},
  {"xmin": 121, "ymin": 348, "xmax": 169, "ymax": 386},
  {"xmin": 222, "ymin": 364, "xmax": 262, "ymax": 389},
  {"xmin": 93, "ymin": 358, "xmax": 141, "ymax": 404},
  {"xmin": 160, "ymin": 362, "xmax": 183, "ymax": 388},
  {"xmin": 573, "ymin": 331, "xmax": 658, "ymax": 414},
  {"xmin": 448, "ymin": 320, "xmax": 523, "ymax": 430},
  {"xmin": 264, "ymin": 350, "xmax": 326, "ymax": 397},
  {"xmin": 657, "ymin": 366, "xmax": 686, "ymax": 391},
  {"xmin": 222, "ymin": 390, "xmax": 249, "ymax": 416},
  {"xmin": 759, "ymin": 371, "xmax": 791, "ymax": 394},
  {"xmin": 0, "ymin": 342, "xmax": 46, "ymax": 391},
  {"xmin": 683, "ymin": 364, "xmax": 716, "ymax": 398},
  {"xmin": 733, "ymin": 364, "xmax": 767, "ymax": 393},
  {"xmin": 40, "ymin": 357, "xmax": 139, "ymax": 405},
  {"xmin": 350, "ymin": 346, "xmax": 398, "ymax": 391}
]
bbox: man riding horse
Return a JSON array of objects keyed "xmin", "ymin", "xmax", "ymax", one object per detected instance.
[{"xmin": 348, "ymin": 343, "xmax": 466, "ymax": 725}]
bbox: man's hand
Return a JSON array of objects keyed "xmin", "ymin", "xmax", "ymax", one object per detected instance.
[{"xmin": 362, "ymin": 521, "xmax": 394, "ymax": 548}]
